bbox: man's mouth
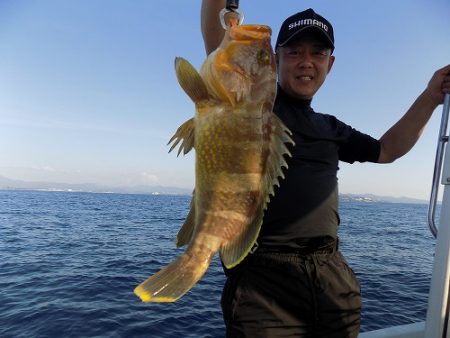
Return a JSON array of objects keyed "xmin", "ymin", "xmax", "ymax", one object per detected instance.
[{"xmin": 297, "ymin": 75, "xmax": 313, "ymax": 81}]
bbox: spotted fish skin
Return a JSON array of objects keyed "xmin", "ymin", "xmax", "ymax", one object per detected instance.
[{"xmin": 134, "ymin": 23, "xmax": 293, "ymax": 303}]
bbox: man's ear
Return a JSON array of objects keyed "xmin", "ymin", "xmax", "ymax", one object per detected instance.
[{"xmin": 327, "ymin": 55, "xmax": 335, "ymax": 73}]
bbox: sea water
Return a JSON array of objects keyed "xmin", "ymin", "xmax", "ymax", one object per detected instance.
[{"xmin": 0, "ymin": 190, "xmax": 436, "ymax": 337}]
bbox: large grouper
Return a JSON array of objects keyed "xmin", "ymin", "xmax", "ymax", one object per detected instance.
[{"xmin": 134, "ymin": 22, "xmax": 294, "ymax": 302}]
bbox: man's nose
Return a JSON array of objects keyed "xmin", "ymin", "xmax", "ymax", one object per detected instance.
[{"xmin": 297, "ymin": 51, "xmax": 314, "ymax": 67}]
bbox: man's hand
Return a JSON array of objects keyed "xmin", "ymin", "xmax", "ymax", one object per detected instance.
[
  {"xmin": 424, "ymin": 64, "xmax": 450, "ymax": 106},
  {"xmin": 378, "ymin": 64, "xmax": 450, "ymax": 163}
]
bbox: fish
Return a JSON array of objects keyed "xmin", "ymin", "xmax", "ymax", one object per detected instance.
[{"xmin": 134, "ymin": 22, "xmax": 294, "ymax": 303}]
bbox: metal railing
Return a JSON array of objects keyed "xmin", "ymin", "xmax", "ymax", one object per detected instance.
[{"xmin": 428, "ymin": 93, "xmax": 450, "ymax": 238}]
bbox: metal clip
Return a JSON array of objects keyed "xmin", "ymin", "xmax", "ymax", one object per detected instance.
[
  {"xmin": 250, "ymin": 241, "xmax": 259, "ymax": 254},
  {"xmin": 219, "ymin": 8, "xmax": 244, "ymax": 30}
]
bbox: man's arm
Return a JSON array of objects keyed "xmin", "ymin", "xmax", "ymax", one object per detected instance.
[
  {"xmin": 201, "ymin": 0, "xmax": 226, "ymax": 55},
  {"xmin": 378, "ymin": 64, "xmax": 450, "ymax": 163},
  {"xmin": 201, "ymin": 0, "xmax": 241, "ymax": 55}
]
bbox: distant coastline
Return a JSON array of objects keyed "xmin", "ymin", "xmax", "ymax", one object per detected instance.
[
  {"xmin": 0, "ymin": 175, "xmax": 428, "ymax": 204},
  {"xmin": 339, "ymin": 193, "xmax": 428, "ymax": 205},
  {"xmin": 0, "ymin": 175, "xmax": 192, "ymax": 196}
]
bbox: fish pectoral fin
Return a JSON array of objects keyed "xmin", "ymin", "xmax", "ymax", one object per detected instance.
[
  {"xmin": 168, "ymin": 118, "xmax": 195, "ymax": 156},
  {"xmin": 175, "ymin": 57, "xmax": 209, "ymax": 103},
  {"xmin": 220, "ymin": 203, "xmax": 265, "ymax": 269},
  {"xmin": 176, "ymin": 193, "xmax": 196, "ymax": 247}
]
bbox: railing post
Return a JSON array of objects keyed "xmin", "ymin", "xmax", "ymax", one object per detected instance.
[
  {"xmin": 425, "ymin": 93, "xmax": 450, "ymax": 337},
  {"xmin": 428, "ymin": 94, "xmax": 450, "ymax": 238}
]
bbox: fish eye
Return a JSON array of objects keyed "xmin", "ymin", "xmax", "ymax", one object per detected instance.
[{"xmin": 257, "ymin": 49, "xmax": 271, "ymax": 65}]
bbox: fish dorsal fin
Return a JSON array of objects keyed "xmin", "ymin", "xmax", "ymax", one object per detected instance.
[
  {"xmin": 175, "ymin": 57, "xmax": 209, "ymax": 103},
  {"xmin": 168, "ymin": 118, "xmax": 195, "ymax": 156},
  {"xmin": 176, "ymin": 192, "xmax": 196, "ymax": 247},
  {"xmin": 263, "ymin": 114, "xmax": 294, "ymax": 199},
  {"xmin": 220, "ymin": 113, "xmax": 294, "ymax": 269}
]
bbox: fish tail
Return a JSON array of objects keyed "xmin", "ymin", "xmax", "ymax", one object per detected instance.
[{"xmin": 134, "ymin": 251, "xmax": 213, "ymax": 302}]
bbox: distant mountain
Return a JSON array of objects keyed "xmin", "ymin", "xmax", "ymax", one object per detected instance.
[
  {"xmin": 0, "ymin": 175, "xmax": 428, "ymax": 203},
  {"xmin": 0, "ymin": 175, "xmax": 192, "ymax": 195}
]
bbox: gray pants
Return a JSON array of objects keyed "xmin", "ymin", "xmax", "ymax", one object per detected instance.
[{"xmin": 221, "ymin": 240, "xmax": 361, "ymax": 337}]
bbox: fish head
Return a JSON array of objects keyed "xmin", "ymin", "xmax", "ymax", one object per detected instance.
[{"xmin": 201, "ymin": 24, "xmax": 277, "ymax": 107}]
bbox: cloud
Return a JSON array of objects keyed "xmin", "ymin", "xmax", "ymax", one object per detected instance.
[
  {"xmin": 0, "ymin": 114, "xmax": 169, "ymax": 139},
  {"xmin": 139, "ymin": 172, "xmax": 159, "ymax": 185},
  {"xmin": 28, "ymin": 165, "xmax": 57, "ymax": 172},
  {"xmin": 122, "ymin": 172, "xmax": 159, "ymax": 186}
]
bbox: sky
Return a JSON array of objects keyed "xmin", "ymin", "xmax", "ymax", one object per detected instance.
[{"xmin": 0, "ymin": 0, "xmax": 449, "ymax": 200}]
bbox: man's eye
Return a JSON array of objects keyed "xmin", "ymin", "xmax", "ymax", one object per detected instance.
[{"xmin": 314, "ymin": 50, "xmax": 328, "ymax": 56}]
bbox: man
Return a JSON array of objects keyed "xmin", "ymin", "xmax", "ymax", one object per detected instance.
[{"xmin": 201, "ymin": 1, "xmax": 450, "ymax": 337}]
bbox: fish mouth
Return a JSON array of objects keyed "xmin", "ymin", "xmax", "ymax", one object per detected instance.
[{"xmin": 229, "ymin": 24, "xmax": 272, "ymax": 41}]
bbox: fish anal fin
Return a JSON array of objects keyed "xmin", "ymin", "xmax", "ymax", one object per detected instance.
[
  {"xmin": 176, "ymin": 193, "xmax": 196, "ymax": 247},
  {"xmin": 168, "ymin": 118, "xmax": 195, "ymax": 156},
  {"xmin": 220, "ymin": 203, "xmax": 264, "ymax": 269},
  {"xmin": 175, "ymin": 57, "xmax": 209, "ymax": 103}
]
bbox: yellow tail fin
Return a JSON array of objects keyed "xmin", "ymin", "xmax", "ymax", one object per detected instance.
[{"xmin": 134, "ymin": 252, "xmax": 213, "ymax": 302}]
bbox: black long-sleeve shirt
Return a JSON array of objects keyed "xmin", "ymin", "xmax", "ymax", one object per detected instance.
[{"xmin": 259, "ymin": 86, "xmax": 380, "ymax": 248}]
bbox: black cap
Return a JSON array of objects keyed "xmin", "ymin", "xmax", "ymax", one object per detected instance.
[{"xmin": 275, "ymin": 8, "xmax": 334, "ymax": 51}]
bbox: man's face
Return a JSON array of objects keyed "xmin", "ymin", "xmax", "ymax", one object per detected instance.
[{"xmin": 276, "ymin": 32, "xmax": 335, "ymax": 100}]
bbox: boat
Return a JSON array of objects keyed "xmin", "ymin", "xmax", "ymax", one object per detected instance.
[{"xmin": 360, "ymin": 94, "xmax": 450, "ymax": 337}]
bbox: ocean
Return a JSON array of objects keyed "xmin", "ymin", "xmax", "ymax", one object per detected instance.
[{"xmin": 0, "ymin": 190, "xmax": 436, "ymax": 337}]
